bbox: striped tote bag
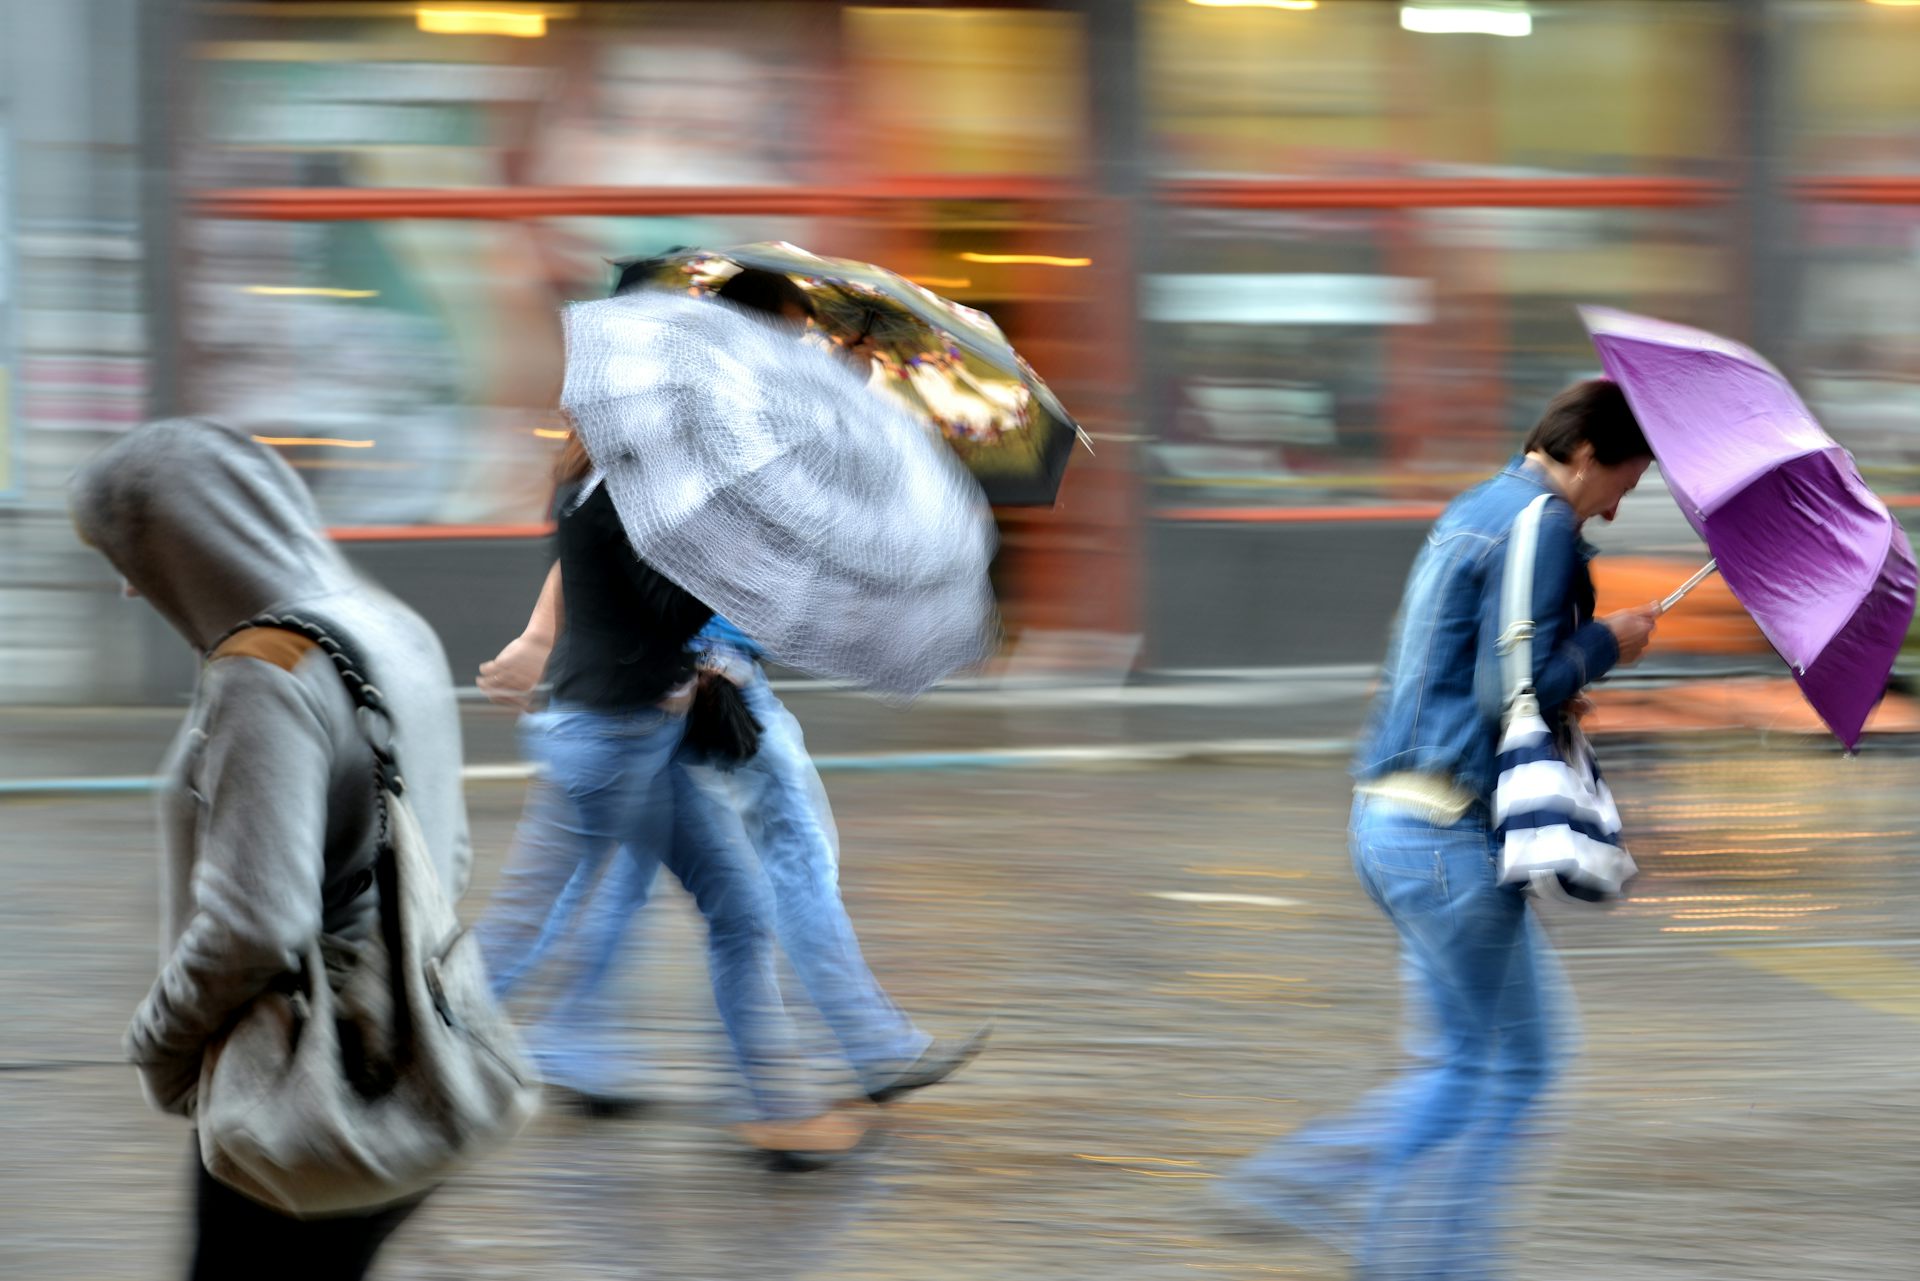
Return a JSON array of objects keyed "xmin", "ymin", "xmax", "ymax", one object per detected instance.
[{"xmin": 1493, "ymin": 494, "xmax": 1638, "ymax": 903}]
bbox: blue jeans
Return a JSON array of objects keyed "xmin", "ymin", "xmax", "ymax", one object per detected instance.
[
  {"xmin": 1234, "ymin": 794, "xmax": 1574, "ymax": 1280},
  {"xmin": 525, "ymin": 671, "xmax": 930, "ymax": 1092},
  {"xmin": 476, "ymin": 704, "xmax": 814, "ymax": 1120}
]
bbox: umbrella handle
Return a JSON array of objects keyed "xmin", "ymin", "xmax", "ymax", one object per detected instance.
[{"xmin": 1658, "ymin": 558, "xmax": 1719, "ymax": 614}]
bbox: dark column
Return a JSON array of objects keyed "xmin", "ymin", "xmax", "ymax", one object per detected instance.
[{"xmin": 1732, "ymin": 0, "xmax": 1798, "ymax": 367}]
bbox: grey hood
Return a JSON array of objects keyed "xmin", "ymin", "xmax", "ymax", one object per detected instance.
[
  {"xmin": 70, "ymin": 418, "xmax": 356, "ymax": 651},
  {"xmin": 80, "ymin": 420, "xmax": 477, "ymax": 1118}
]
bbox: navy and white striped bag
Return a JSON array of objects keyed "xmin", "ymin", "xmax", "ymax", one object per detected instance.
[{"xmin": 1493, "ymin": 493, "xmax": 1638, "ymax": 903}]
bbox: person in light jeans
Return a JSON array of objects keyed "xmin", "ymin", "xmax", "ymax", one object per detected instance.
[
  {"xmin": 475, "ymin": 419, "xmax": 868, "ymax": 1162},
  {"xmin": 1223, "ymin": 380, "xmax": 1661, "ymax": 1278},
  {"xmin": 480, "ymin": 610, "xmax": 986, "ymax": 1109},
  {"xmin": 478, "ymin": 267, "xmax": 985, "ymax": 1112}
]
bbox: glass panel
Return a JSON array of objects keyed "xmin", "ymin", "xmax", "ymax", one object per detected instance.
[
  {"xmin": 190, "ymin": 2, "xmax": 838, "ymax": 190},
  {"xmin": 842, "ymin": 7, "xmax": 1088, "ymax": 178},
  {"xmin": 1787, "ymin": 0, "xmax": 1920, "ymax": 175},
  {"xmin": 1796, "ymin": 203, "xmax": 1920, "ymax": 502},
  {"xmin": 177, "ymin": 204, "xmax": 1112, "ymax": 528},
  {"xmin": 1149, "ymin": 205, "xmax": 1732, "ymax": 504},
  {"xmin": 183, "ymin": 212, "xmax": 832, "ymax": 527},
  {"xmin": 1147, "ymin": 0, "xmax": 1731, "ymax": 179}
]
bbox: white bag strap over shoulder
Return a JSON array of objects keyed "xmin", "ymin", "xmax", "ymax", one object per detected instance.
[{"xmin": 1498, "ymin": 494, "xmax": 1555, "ymax": 719}]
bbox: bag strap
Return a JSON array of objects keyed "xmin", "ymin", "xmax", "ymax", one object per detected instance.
[
  {"xmin": 208, "ymin": 612, "xmax": 419, "ymax": 1039},
  {"xmin": 1498, "ymin": 494, "xmax": 1554, "ymax": 719},
  {"xmin": 206, "ymin": 611, "xmax": 406, "ymax": 803}
]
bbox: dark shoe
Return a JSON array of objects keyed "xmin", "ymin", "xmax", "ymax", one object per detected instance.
[
  {"xmin": 864, "ymin": 1024, "xmax": 991, "ymax": 1104},
  {"xmin": 548, "ymin": 1085, "xmax": 649, "ymax": 1120},
  {"xmin": 737, "ymin": 1101, "xmax": 878, "ymax": 1170}
]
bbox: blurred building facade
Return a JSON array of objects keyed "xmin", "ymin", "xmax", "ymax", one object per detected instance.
[{"xmin": 7, "ymin": 0, "xmax": 1920, "ymax": 702}]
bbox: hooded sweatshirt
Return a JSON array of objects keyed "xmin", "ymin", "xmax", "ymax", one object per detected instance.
[{"xmin": 69, "ymin": 419, "xmax": 472, "ymax": 1115}]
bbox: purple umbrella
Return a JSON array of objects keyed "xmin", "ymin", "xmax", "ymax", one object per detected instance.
[{"xmin": 1582, "ymin": 306, "xmax": 1917, "ymax": 749}]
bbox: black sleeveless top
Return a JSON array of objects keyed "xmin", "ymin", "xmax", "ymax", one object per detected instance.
[{"xmin": 546, "ymin": 483, "xmax": 714, "ymax": 711}]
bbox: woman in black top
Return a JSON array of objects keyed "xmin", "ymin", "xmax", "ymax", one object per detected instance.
[{"xmin": 479, "ymin": 437, "xmax": 865, "ymax": 1159}]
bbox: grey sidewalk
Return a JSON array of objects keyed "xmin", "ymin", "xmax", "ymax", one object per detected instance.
[{"xmin": 4, "ymin": 744, "xmax": 1918, "ymax": 1280}]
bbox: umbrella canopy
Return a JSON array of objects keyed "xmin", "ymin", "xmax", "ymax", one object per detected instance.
[
  {"xmin": 1582, "ymin": 306, "xmax": 1917, "ymax": 748},
  {"xmin": 614, "ymin": 241, "xmax": 1087, "ymax": 506},
  {"xmin": 562, "ymin": 288, "xmax": 1000, "ymax": 697}
]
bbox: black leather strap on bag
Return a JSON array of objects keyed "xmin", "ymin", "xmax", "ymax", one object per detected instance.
[
  {"xmin": 206, "ymin": 610, "xmax": 415, "ymax": 1042},
  {"xmin": 208, "ymin": 611, "xmax": 406, "ymax": 801}
]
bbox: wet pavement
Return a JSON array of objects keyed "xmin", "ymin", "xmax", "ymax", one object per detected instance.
[{"xmin": 3, "ymin": 737, "xmax": 1918, "ymax": 1279}]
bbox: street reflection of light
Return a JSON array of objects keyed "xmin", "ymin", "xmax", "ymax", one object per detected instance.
[
  {"xmin": 1177, "ymin": 1093, "xmax": 1299, "ymax": 1104},
  {"xmin": 1074, "ymin": 1154, "xmax": 1203, "ymax": 1166},
  {"xmin": 1661, "ymin": 925, "xmax": 1786, "ymax": 933},
  {"xmin": 1671, "ymin": 907, "xmax": 1839, "ymax": 919},
  {"xmin": 1634, "ymin": 894, "xmax": 1812, "ymax": 903},
  {"xmin": 243, "ymin": 286, "xmax": 378, "ymax": 299},
  {"xmin": 1184, "ymin": 972, "xmax": 1305, "ymax": 983},
  {"xmin": 1657, "ymin": 847, "xmax": 1812, "ymax": 857},
  {"xmin": 957, "ymin": 253, "xmax": 1092, "ymax": 267},
  {"xmin": 1149, "ymin": 891, "xmax": 1302, "ymax": 907},
  {"xmin": 253, "ymin": 435, "xmax": 374, "ymax": 449},
  {"xmin": 1642, "ymin": 801, "xmax": 1811, "ymax": 814},
  {"xmin": 532, "ymin": 426, "xmax": 570, "ymax": 440},
  {"xmin": 1183, "ymin": 864, "xmax": 1310, "ymax": 880},
  {"xmin": 416, "ymin": 6, "xmax": 550, "ymax": 38},
  {"xmin": 1125, "ymin": 1168, "xmax": 1218, "ymax": 1178}
]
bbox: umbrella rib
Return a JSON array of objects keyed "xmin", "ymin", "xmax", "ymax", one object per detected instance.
[{"xmin": 1684, "ymin": 442, "xmax": 1838, "ymax": 521}]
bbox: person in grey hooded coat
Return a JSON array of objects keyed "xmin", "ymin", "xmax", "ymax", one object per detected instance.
[{"xmin": 70, "ymin": 418, "xmax": 473, "ymax": 1280}]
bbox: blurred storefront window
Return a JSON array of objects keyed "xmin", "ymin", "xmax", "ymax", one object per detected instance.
[
  {"xmin": 168, "ymin": 0, "xmax": 1920, "ymax": 670},
  {"xmin": 194, "ymin": 2, "xmax": 836, "ymax": 190},
  {"xmin": 1786, "ymin": 0, "xmax": 1920, "ymax": 176},
  {"xmin": 1146, "ymin": 0, "xmax": 1730, "ymax": 180},
  {"xmin": 186, "ymin": 212, "xmax": 827, "ymax": 527},
  {"xmin": 1797, "ymin": 202, "xmax": 1920, "ymax": 500},
  {"xmin": 1149, "ymin": 205, "xmax": 1731, "ymax": 505},
  {"xmin": 842, "ymin": 7, "xmax": 1087, "ymax": 178},
  {"xmin": 184, "ymin": 2, "xmax": 1099, "ymax": 531}
]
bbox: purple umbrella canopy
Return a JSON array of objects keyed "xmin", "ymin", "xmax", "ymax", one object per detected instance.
[{"xmin": 1581, "ymin": 307, "xmax": 1917, "ymax": 748}]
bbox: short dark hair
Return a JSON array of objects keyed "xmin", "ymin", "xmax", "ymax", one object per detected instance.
[
  {"xmin": 1523, "ymin": 378, "xmax": 1651, "ymax": 467},
  {"xmin": 715, "ymin": 268, "xmax": 815, "ymax": 322}
]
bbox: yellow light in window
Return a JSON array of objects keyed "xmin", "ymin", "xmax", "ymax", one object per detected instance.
[
  {"xmin": 1188, "ymin": 0, "xmax": 1318, "ymax": 9},
  {"xmin": 416, "ymin": 7, "xmax": 548, "ymax": 38},
  {"xmin": 532, "ymin": 426, "xmax": 571, "ymax": 440},
  {"xmin": 909, "ymin": 276, "xmax": 974, "ymax": 290},
  {"xmin": 957, "ymin": 253, "xmax": 1092, "ymax": 268},
  {"xmin": 1400, "ymin": 2, "xmax": 1532, "ymax": 36},
  {"xmin": 244, "ymin": 286, "xmax": 379, "ymax": 299}
]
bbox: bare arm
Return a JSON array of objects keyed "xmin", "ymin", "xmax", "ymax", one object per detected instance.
[{"xmin": 476, "ymin": 561, "xmax": 562, "ymax": 711}]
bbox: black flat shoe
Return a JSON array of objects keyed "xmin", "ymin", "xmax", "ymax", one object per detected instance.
[{"xmin": 548, "ymin": 1085, "xmax": 649, "ymax": 1120}]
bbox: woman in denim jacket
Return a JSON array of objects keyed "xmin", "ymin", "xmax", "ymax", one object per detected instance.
[{"xmin": 1228, "ymin": 380, "xmax": 1660, "ymax": 1279}]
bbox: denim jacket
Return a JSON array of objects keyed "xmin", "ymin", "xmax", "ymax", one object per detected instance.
[{"xmin": 1354, "ymin": 456, "xmax": 1620, "ymax": 801}]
